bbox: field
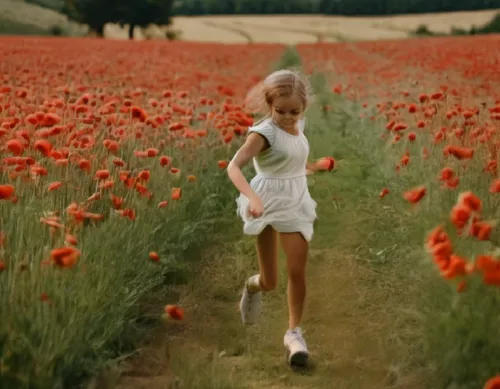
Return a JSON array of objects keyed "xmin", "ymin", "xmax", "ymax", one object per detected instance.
[
  {"xmin": 165, "ymin": 10, "xmax": 500, "ymax": 43},
  {"xmin": 1, "ymin": 1, "xmax": 499, "ymax": 41},
  {"xmin": 1, "ymin": 31, "xmax": 500, "ymax": 389}
]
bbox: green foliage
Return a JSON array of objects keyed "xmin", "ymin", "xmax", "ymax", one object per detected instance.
[
  {"xmin": 49, "ymin": 24, "xmax": 65, "ymax": 35},
  {"xmin": 414, "ymin": 12, "xmax": 500, "ymax": 37},
  {"xmin": 273, "ymin": 45, "xmax": 302, "ymax": 70},
  {"xmin": 422, "ymin": 277, "xmax": 500, "ymax": 388},
  {"xmin": 325, "ymin": 91, "xmax": 500, "ymax": 388},
  {"xmin": 414, "ymin": 24, "xmax": 439, "ymax": 36},
  {"xmin": 476, "ymin": 12, "xmax": 500, "ymax": 32},
  {"xmin": 62, "ymin": 0, "xmax": 121, "ymax": 35},
  {"xmin": 172, "ymin": 0, "xmax": 500, "ymax": 16},
  {"xmin": 165, "ymin": 28, "xmax": 182, "ymax": 40},
  {"xmin": 116, "ymin": 0, "xmax": 174, "ymax": 38},
  {"xmin": 0, "ymin": 139, "xmax": 239, "ymax": 388},
  {"xmin": 290, "ymin": 51, "xmax": 500, "ymax": 388},
  {"xmin": 25, "ymin": 0, "xmax": 500, "ymax": 17},
  {"xmin": 447, "ymin": 13, "xmax": 500, "ymax": 36},
  {"xmin": 59, "ymin": 0, "xmax": 173, "ymax": 38}
]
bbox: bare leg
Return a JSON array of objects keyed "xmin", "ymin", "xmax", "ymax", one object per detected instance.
[
  {"xmin": 252, "ymin": 225, "xmax": 279, "ymax": 291},
  {"xmin": 240, "ymin": 225, "xmax": 279, "ymax": 324},
  {"xmin": 280, "ymin": 231, "xmax": 310, "ymax": 366},
  {"xmin": 280, "ymin": 232, "xmax": 308, "ymax": 330}
]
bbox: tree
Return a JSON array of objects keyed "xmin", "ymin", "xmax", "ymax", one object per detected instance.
[
  {"xmin": 63, "ymin": 0, "xmax": 173, "ymax": 39},
  {"xmin": 63, "ymin": 0, "xmax": 121, "ymax": 36},
  {"xmin": 116, "ymin": 0, "xmax": 175, "ymax": 40}
]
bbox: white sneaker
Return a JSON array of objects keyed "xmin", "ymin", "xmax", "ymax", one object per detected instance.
[
  {"xmin": 284, "ymin": 327, "xmax": 309, "ymax": 367},
  {"xmin": 239, "ymin": 279, "xmax": 262, "ymax": 325}
]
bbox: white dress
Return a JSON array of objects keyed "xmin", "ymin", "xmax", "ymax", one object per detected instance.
[{"xmin": 234, "ymin": 117, "xmax": 318, "ymax": 242}]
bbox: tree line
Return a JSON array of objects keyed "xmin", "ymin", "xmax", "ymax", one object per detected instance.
[
  {"xmin": 61, "ymin": 0, "xmax": 174, "ymax": 38},
  {"xmin": 24, "ymin": 0, "xmax": 500, "ymax": 39},
  {"xmin": 24, "ymin": 0, "xmax": 173, "ymax": 38},
  {"xmin": 173, "ymin": 0, "xmax": 500, "ymax": 16}
]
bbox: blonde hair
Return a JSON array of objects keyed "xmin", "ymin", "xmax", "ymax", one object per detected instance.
[{"xmin": 245, "ymin": 68, "xmax": 313, "ymax": 120}]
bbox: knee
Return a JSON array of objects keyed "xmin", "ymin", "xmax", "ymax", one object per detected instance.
[
  {"xmin": 260, "ymin": 276, "xmax": 278, "ymax": 291},
  {"xmin": 287, "ymin": 267, "xmax": 306, "ymax": 283}
]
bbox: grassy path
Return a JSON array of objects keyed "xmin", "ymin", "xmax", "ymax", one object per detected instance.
[
  {"xmin": 112, "ymin": 161, "xmax": 400, "ymax": 389},
  {"xmin": 95, "ymin": 52, "xmax": 426, "ymax": 389}
]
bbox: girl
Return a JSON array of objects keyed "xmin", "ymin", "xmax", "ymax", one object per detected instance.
[{"xmin": 227, "ymin": 69, "xmax": 322, "ymax": 367}]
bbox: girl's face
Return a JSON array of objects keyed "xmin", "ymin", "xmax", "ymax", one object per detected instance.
[{"xmin": 270, "ymin": 94, "xmax": 304, "ymax": 132}]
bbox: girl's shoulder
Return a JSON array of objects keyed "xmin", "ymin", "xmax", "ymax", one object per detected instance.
[
  {"xmin": 249, "ymin": 116, "xmax": 274, "ymax": 131},
  {"xmin": 247, "ymin": 116, "xmax": 307, "ymax": 145},
  {"xmin": 248, "ymin": 117, "xmax": 276, "ymax": 147}
]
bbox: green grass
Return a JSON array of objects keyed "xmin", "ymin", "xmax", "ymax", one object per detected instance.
[
  {"xmin": 121, "ymin": 47, "xmax": 423, "ymax": 389},
  {"xmin": 0, "ymin": 45, "xmax": 289, "ymax": 389},
  {"xmin": 141, "ymin": 47, "xmax": 500, "ymax": 389},
  {"xmin": 324, "ymin": 79, "xmax": 500, "ymax": 388},
  {"xmin": 0, "ymin": 134, "xmax": 243, "ymax": 389},
  {"xmin": 2, "ymin": 41, "xmax": 498, "ymax": 389}
]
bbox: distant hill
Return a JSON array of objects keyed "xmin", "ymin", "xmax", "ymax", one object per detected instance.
[
  {"xmin": 25, "ymin": 0, "xmax": 64, "ymax": 12},
  {"xmin": 0, "ymin": 0, "xmax": 86, "ymax": 35},
  {"xmin": 0, "ymin": 15, "xmax": 51, "ymax": 35}
]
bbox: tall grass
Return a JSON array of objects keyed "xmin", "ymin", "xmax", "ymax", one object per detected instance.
[
  {"xmin": 0, "ymin": 137, "xmax": 241, "ymax": 388},
  {"xmin": 2, "ymin": 36, "xmax": 499, "ymax": 389},
  {"xmin": 0, "ymin": 41, "xmax": 287, "ymax": 389},
  {"xmin": 311, "ymin": 66, "xmax": 500, "ymax": 387}
]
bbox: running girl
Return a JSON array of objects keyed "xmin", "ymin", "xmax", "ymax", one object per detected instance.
[{"xmin": 227, "ymin": 68, "xmax": 326, "ymax": 367}]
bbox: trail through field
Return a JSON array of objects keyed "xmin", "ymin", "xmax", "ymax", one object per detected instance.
[
  {"xmin": 113, "ymin": 199, "xmax": 406, "ymax": 389},
  {"xmin": 101, "ymin": 51, "xmax": 424, "ymax": 389}
]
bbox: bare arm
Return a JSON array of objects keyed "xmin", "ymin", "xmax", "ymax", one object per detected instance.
[
  {"xmin": 227, "ymin": 133, "xmax": 267, "ymax": 199},
  {"xmin": 306, "ymin": 160, "xmax": 317, "ymax": 173}
]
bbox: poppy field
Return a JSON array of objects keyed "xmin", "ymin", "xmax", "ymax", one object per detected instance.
[
  {"xmin": 298, "ymin": 35, "xmax": 500, "ymax": 388},
  {"xmin": 0, "ymin": 37, "xmax": 285, "ymax": 388},
  {"xmin": 1, "ymin": 34, "xmax": 500, "ymax": 389}
]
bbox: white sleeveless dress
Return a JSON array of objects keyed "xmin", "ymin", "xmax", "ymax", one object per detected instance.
[{"xmin": 234, "ymin": 117, "xmax": 318, "ymax": 242}]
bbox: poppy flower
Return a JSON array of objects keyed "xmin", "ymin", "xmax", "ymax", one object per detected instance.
[{"xmin": 164, "ymin": 304, "xmax": 184, "ymax": 320}]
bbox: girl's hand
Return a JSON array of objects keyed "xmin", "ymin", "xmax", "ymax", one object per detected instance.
[
  {"xmin": 315, "ymin": 157, "xmax": 335, "ymax": 172},
  {"xmin": 306, "ymin": 156, "xmax": 335, "ymax": 175},
  {"xmin": 248, "ymin": 195, "xmax": 264, "ymax": 218}
]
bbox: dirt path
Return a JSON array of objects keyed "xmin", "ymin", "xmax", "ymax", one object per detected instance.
[
  {"xmin": 107, "ymin": 172, "xmax": 420, "ymax": 389},
  {"xmin": 110, "ymin": 247, "xmax": 394, "ymax": 389},
  {"xmin": 91, "ymin": 63, "xmax": 425, "ymax": 389}
]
